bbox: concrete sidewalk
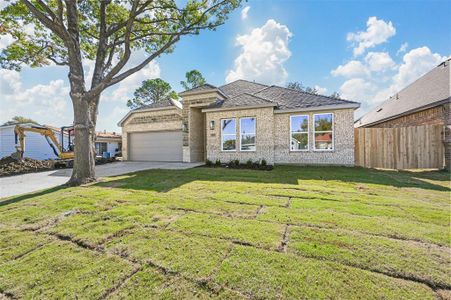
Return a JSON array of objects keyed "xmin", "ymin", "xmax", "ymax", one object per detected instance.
[{"xmin": 0, "ymin": 161, "xmax": 202, "ymax": 198}]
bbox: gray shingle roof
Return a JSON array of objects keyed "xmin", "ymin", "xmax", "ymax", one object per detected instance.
[
  {"xmin": 254, "ymin": 86, "xmax": 359, "ymax": 110},
  {"xmin": 215, "ymin": 79, "xmax": 358, "ymax": 110},
  {"xmin": 207, "ymin": 93, "xmax": 276, "ymax": 109},
  {"xmin": 356, "ymin": 59, "xmax": 450, "ymax": 127},
  {"xmin": 133, "ymin": 99, "xmax": 175, "ymax": 111},
  {"xmin": 219, "ymin": 80, "xmax": 268, "ymax": 98}
]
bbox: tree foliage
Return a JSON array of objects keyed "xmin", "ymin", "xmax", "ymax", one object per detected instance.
[
  {"xmin": 329, "ymin": 91, "xmax": 341, "ymax": 99},
  {"xmin": 127, "ymin": 78, "xmax": 177, "ymax": 109},
  {"xmin": 0, "ymin": 0, "xmax": 241, "ymax": 185},
  {"xmin": 2, "ymin": 116, "xmax": 39, "ymax": 126},
  {"xmin": 286, "ymin": 81, "xmax": 341, "ymax": 98},
  {"xmin": 180, "ymin": 69, "xmax": 206, "ymax": 90}
]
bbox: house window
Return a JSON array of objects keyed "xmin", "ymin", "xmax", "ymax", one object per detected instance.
[
  {"xmin": 240, "ymin": 117, "xmax": 256, "ymax": 151},
  {"xmin": 290, "ymin": 115, "xmax": 309, "ymax": 151},
  {"xmin": 95, "ymin": 142, "xmax": 107, "ymax": 155},
  {"xmin": 221, "ymin": 118, "xmax": 236, "ymax": 151},
  {"xmin": 314, "ymin": 113, "xmax": 334, "ymax": 150}
]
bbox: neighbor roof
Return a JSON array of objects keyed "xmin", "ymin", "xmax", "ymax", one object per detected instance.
[{"xmin": 356, "ymin": 59, "xmax": 451, "ymax": 127}]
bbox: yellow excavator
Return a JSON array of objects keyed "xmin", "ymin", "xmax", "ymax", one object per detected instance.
[{"xmin": 13, "ymin": 124, "xmax": 75, "ymax": 168}]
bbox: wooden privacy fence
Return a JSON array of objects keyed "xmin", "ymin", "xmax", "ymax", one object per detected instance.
[{"xmin": 355, "ymin": 125, "xmax": 444, "ymax": 169}]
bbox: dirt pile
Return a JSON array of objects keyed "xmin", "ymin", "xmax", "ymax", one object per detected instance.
[{"xmin": 0, "ymin": 156, "xmax": 55, "ymax": 177}]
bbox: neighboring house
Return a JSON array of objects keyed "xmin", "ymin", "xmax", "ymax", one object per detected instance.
[
  {"xmin": 0, "ymin": 123, "xmax": 70, "ymax": 160},
  {"xmin": 355, "ymin": 58, "xmax": 450, "ymax": 169},
  {"xmin": 95, "ymin": 131, "xmax": 122, "ymax": 157},
  {"xmin": 119, "ymin": 79, "xmax": 360, "ymax": 165}
]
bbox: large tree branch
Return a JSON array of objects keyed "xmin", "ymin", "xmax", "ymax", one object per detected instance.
[
  {"xmin": 64, "ymin": 0, "xmax": 85, "ymax": 95},
  {"xmin": 21, "ymin": 0, "xmax": 68, "ymax": 40},
  {"xmin": 91, "ymin": 0, "xmax": 111, "ymax": 89}
]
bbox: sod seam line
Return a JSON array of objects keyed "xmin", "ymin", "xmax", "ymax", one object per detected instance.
[
  {"xmin": 255, "ymin": 205, "xmax": 265, "ymax": 218},
  {"xmin": 42, "ymin": 229, "xmax": 249, "ymax": 299},
  {"xmin": 164, "ymin": 206, "xmax": 449, "ymax": 248},
  {"xmin": 162, "ymin": 227, "xmax": 449, "ymax": 290},
  {"xmin": 99, "ymin": 265, "xmax": 143, "ymax": 300},
  {"xmin": 277, "ymin": 224, "xmax": 290, "ymax": 253}
]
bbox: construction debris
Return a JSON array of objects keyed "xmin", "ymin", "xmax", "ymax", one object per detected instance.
[{"xmin": 0, "ymin": 156, "xmax": 55, "ymax": 177}]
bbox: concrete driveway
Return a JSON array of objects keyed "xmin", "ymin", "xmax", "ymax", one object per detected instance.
[{"xmin": 0, "ymin": 161, "xmax": 202, "ymax": 199}]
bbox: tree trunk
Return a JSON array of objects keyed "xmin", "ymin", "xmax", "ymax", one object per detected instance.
[{"xmin": 66, "ymin": 96, "xmax": 98, "ymax": 186}]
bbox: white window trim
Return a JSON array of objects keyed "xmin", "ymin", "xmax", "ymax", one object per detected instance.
[
  {"xmin": 240, "ymin": 117, "xmax": 257, "ymax": 152},
  {"xmin": 221, "ymin": 118, "xmax": 237, "ymax": 152},
  {"xmin": 313, "ymin": 113, "xmax": 334, "ymax": 151},
  {"xmin": 289, "ymin": 114, "xmax": 309, "ymax": 152}
]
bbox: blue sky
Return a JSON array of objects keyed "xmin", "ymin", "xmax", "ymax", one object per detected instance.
[{"xmin": 1, "ymin": 0, "xmax": 450, "ymax": 132}]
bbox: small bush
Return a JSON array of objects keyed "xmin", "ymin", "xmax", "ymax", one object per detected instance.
[
  {"xmin": 261, "ymin": 159, "xmax": 267, "ymax": 166},
  {"xmin": 205, "ymin": 159, "xmax": 213, "ymax": 167},
  {"xmin": 246, "ymin": 159, "xmax": 253, "ymax": 168},
  {"xmin": 234, "ymin": 159, "xmax": 240, "ymax": 166},
  {"xmin": 215, "ymin": 159, "xmax": 221, "ymax": 167}
]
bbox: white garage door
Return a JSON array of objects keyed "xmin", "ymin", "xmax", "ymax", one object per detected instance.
[{"xmin": 128, "ymin": 131, "xmax": 183, "ymax": 161}]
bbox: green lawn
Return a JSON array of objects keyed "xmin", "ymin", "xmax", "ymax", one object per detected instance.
[{"xmin": 0, "ymin": 166, "xmax": 450, "ymax": 299}]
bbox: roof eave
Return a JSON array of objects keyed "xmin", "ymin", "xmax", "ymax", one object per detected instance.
[{"xmin": 273, "ymin": 103, "xmax": 360, "ymax": 114}]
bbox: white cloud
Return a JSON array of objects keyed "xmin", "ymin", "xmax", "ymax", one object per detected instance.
[
  {"xmin": 372, "ymin": 46, "xmax": 448, "ymax": 102},
  {"xmin": 0, "ymin": 69, "xmax": 71, "ymax": 125},
  {"xmin": 226, "ymin": 19, "xmax": 293, "ymax": 85},
  {"xmin": 241, "ymin": 6, "xmax": 250, "ymax": 20},
  {"xmin": 314, "ymin": 85, "xmax": 328, "ymax": 95},
  {"xmin": 392, "ymin": 46, "xmax": 446, "ymax": 89},
  {"xmin": 331, "ymin": 60, "xmax": 368, "ymax": 77},
  {"xmin": 347, "ymin": 16, "xmax": 396, "ymax": 56},
  {"xmin": 396, "ymin": 42, "xmax": 408, "ymax": 55},
  {"xmin": 339, "ymin": 78, "xmax": 376, "ymax": 102},
  {"xmin": 104, "ymin": 61, "xmax": 160, "ymax": 102},
  {"xmin": 97, "ymin": 105, "xmax": 129, "ymax": 132},
  {"xmin": 0, "ymin": 33, "xmax": 14, "ymax": 50},
  {"xmin": 365, "ymin": 52, "xmax": 395, "ymax": 72},
  {"xmin": 0, "ymin": 69, "xmax": 21, "ymax": 94},
  {"xmin": 335, "ymin": 46, "xmax": 447, "ymax": 111}
]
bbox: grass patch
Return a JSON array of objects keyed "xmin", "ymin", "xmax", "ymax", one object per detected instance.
[
  {"xmin": 288, "ymin": 226, "xmax": 451, "ymax": 288},
  {"xmin": 106, "ymin": 228, "xmax": 231, "ymax": 279},
  {"xmin": 0, "ymin": 165, "xmax": 449, "ymax": 298},
  {"xmin": 257, "ymin": 206, "xmax": 449, "ymax": 245},
  {"xmin": 0, "ymin": 240, "xmax": 134, "ymax": 299},
  {"xmin": 214, "ymin": 245, "xmax": 436, "ymax": 299},
  {"xmin": 169, "ymin": 213, "xmax": 285, "ymax": 249}
]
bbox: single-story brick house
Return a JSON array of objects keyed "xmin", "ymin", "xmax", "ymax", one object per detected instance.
[{"xmin": 118, "ymin": 80, "xmax": 360, "ymax": 165}]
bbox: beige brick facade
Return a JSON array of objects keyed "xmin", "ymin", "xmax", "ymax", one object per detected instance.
[
  {"xmin": 205, "ymin": 107, "xmax": 275, "ymax": 164},
  {"xmin": 121, "ymin": 107, "xmax": 182, "ymax": 160},
  {"xmin": 273, "ymin": 109, "xmax": 355, "ymax": 165},
  {"xmin": 181, "ymin": 91, "xmax": 225, "ymax": 162}
]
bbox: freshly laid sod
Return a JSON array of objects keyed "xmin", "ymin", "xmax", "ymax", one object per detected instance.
[{"xmin": 0, "ymin": 166, "xmax": 449, "ymax": 299}]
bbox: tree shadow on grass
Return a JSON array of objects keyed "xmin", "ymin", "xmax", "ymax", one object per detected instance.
[
  {"xmin": 0, "ymin": 186, "xmax": 66, "ymax": 207},
  {"xmin": 95, "ymin": 166, "xmax": 450, "ymax": 193}
]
